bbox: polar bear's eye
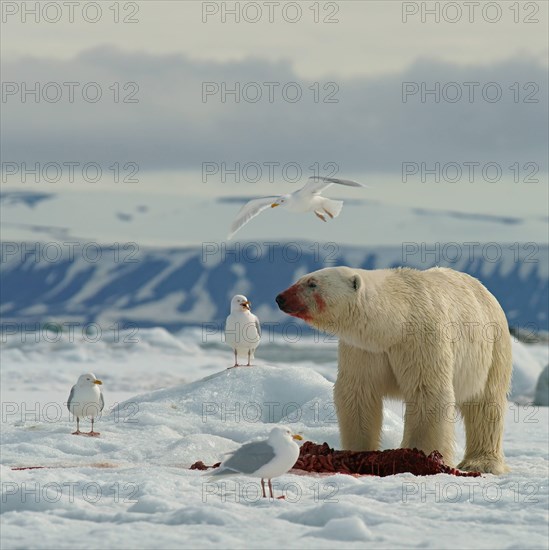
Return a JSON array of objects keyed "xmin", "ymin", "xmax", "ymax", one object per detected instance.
[{"xmin": 308, "ymin": 281, "xmax": 317, "ymax": 289}]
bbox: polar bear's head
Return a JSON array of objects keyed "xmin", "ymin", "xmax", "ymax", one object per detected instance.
[{"xmin": 275, "ymin": 267, "xmax": 363, "ymax": 332}]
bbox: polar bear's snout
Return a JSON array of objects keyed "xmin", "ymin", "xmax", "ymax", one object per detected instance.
[
  {"xmin": 275, "ymin": 286, "xmax": 301, "ymax": 314},
  {"xmin": 275, "ymin": 284, "xmax": 312, "ymax": 320}
]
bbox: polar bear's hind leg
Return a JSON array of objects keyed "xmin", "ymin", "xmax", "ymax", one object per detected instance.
[{"xmin": 457, "ymin": 337, "xmax": 512, "ymax": 474}]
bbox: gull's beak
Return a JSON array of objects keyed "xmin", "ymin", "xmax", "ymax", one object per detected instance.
[
  {"xmin": 271, "ymin": 203, "xmax": 279, "ymax": 208},
  {"xmin": 292, "ymin": 434, "xmax": 303, "ymax": 441},
  {"xmin": 242, "ymin": 301, "xmax": 251, "ymax": 310},
  {"xmin": 94, "ymin": 380, "xmax": 103, "ymax": 385}
]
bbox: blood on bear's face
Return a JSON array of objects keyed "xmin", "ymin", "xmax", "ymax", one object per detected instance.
[
  {"xmin": 276, "ymin": 268, "xmax": 363, "ymax": 333},
  {"xmin": 275, "ymin": 277, "xmax": 326, "ymax": 324}
]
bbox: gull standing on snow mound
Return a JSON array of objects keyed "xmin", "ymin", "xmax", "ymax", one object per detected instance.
[
  {"xmin": 209, "ymin": 426, "xmax": 303, "ymax": 498},
  {"xmin": 227, "ymin": 176, "xmax": 367, "ymax": 240},
  {"xmin": 67, "ymin": 373, "xmax": 104, "ymax": 436},
  {"xmin": 225, "ymin": 294, "xmax": 261, "ymax": 367}
]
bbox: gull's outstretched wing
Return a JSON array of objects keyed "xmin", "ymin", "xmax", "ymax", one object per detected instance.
[
  {"xmin": 227, "ymin": 196, "xmax": 279, "ymax": 240},
  {"xmin": 299, "ymin": 176, "xmax": 366, "ymax": 196}
]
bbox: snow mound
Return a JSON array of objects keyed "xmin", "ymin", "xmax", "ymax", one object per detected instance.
[
  {"xmin": 281, "ymin": 501, "xmax": 373, "ymax": 527},
  {"xmin": 306, "ymin": 516, "xmax": 374, "ymax": 541},
  {"xmin": 112, "ymin": 364, "xmax": 404, "ymax": 452},
  {"xmin": 511, "ymin": 341, "xmax": 549, "ymax": 403}
]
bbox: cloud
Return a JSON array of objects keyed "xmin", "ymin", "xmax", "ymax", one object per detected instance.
[{"xmin": 2, "ymin": 46, "xmax": 547, "ymax": 173}]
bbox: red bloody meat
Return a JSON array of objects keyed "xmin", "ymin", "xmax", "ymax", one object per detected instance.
[{"xmin": 191, "ymin": 441, "xmax": 481, "ymax": 477}]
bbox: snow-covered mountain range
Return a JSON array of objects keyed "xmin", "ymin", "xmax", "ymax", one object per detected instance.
[
  {"xmin": 1, "ymin": 189, "xmax": 547, "ymax": 333},
  {"xmin": 1, "ymin": 239, "xmax": 547, "ymax": 333}
]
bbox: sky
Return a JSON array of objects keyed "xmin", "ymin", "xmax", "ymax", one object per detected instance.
[
  {"xmin": 2, "ymin": 1, "xmax": 548, "ymax": 77},
  {"xmin": 1, "ymin": 0, "xmax": 548, "ymax": 209}
]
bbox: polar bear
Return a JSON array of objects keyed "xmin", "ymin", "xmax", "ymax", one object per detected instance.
[{"xmin": 276, "ymin": 266, "xmax": 512, "ymax": 474}]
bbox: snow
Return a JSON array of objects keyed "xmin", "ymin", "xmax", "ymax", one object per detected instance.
[
  {"xmin": 1, "ymin": 329, "xmax": 548, "ymax": 549},
  {"xmin": 511, "ymin": 340, "xmax": 549, "ymax": 403}
]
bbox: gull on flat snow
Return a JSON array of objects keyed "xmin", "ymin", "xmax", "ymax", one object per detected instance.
[
  {"xmin": 67, "ymin": 373, "xmax": 104, "ymax": 436},
  {"xmin": 225, "ymin": 294, "xmax": 261, "ymax": 367},
  {"xmin": 227, "ymin": 176, "xmax": 366, "ymax": 240},
  {"xmin": 209, "ymin": 426, "xmax": 303, "ymax": 498}
]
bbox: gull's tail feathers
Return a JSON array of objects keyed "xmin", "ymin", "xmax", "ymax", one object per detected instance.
[
  {"xmin": 321, "ymin": 198, "xmax": 344, "ymax": 219},
  {"xmin": 206, "ymin": 467, "xmax": 240, "ymax": 481}
]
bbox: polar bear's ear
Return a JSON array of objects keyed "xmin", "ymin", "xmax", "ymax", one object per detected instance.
[{"xmin": 351, "ymin": 274, "xmax": 361, "ymax": 291}]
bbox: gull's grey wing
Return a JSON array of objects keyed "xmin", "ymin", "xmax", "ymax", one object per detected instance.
[
  {"xmin": 67, "ymin": 385, "xmax": 76, "ymax": 412},
  {"xmin": 255, "ymin": 317, "xmax": 261, "ymax": 339},
  {"xmin": 99, "ymin": 392, "xmax": 105, "ymax": 412},
  {"xmin": 227, "ymin": 196, "xmax": 279, "ymax": 240},
  {"xmin": 211, "ymin": 440, "xmax": 276, "ymax": 475},
  {"xmin": 299, "ymin": 176, "xmax": 366, "ymax": 196}
]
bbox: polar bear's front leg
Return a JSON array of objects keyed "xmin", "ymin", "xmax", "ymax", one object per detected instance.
[
  {"xmin": 400, "ymin": 390, "xmax": 456, "ymax": 466},
  {"xmin": 390, "ymin": 347, "xmax": 457, "ymax": 466},
  {"xmin": 334, "ymin": 375, "xmax": 382, "ymax": 451},
  {"xmin": 335, "ymin": 342, "xmax": 395, "ymax": 451}
]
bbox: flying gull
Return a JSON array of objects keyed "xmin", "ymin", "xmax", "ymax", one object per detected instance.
[{"xmin": 227, "ymin": 176, "xmax": 366, "ymax": 240}]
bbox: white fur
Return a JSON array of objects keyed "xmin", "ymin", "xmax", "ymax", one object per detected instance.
[{"xmin": 283, "ymin": 266, "xmax": 512, "ymax": 474}]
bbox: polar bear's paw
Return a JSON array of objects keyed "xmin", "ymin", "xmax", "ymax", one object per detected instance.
[{"xmin": 457, "ymin": 456, "xmax": 509, "ymax": 475}]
